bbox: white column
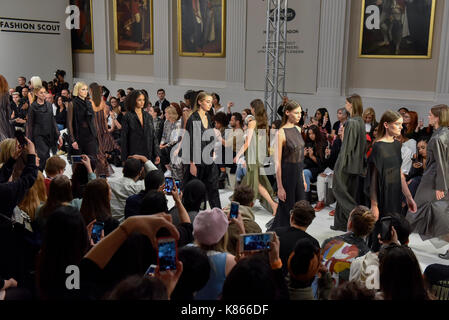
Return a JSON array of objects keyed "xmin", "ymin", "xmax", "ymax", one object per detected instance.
[
  {"xmin": 225, "ymin": 0, "xmax": 247, "ymax": 86},
  {"xmin": 316, "ymin": 0, "xmax": 348, "ymax": 96},
  {"xmin": 436, "ymin": 1, "xmax": 449, "ymax": 102},
  {"xmin": 92, "ymin": 0, "xmax": 111, "ymax": 80},
  {"xmin": 153, "ymin": 0, "xmax": 172, "ymax": 85}
]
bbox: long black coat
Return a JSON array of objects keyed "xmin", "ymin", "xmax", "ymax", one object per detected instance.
[{"xmin": 121, "ymin": 111, "xmax": 160, "ymax": 162}]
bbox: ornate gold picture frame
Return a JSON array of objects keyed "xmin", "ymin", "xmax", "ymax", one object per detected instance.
[
  {"xmin": 359, "ymin": 0, "xmax": 436, "ymax": 59},
  {"xmin": 113, "ymin": 0, "xmax": 153, "ymax": 54},
  {"xmin": 177, "ymin": 0, "xmax": 226, "ymax": 57},
  {"xmin": 71, "ymin": 0, "xmax": 94, "ymax": 53}
]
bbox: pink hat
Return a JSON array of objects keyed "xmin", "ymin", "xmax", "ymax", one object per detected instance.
[{"xmin": 193, "ymin": 208, "xmax": 229, "ymax": 246}]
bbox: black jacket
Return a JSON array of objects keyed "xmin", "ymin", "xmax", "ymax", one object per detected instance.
[
  {"xmin": 155, "ymin": 99, "xmax": 170, "ymax": 113},
  {"xmin": 67, "ymin": 96, "xmax": 97, "ymax": 144},
  {"xmin": 121, "ymin": 111, "xmax": 160, "ymax": 162},
  {"xmin": 0, "ymin": 155, "xmax": 38, "ymax": 217}
]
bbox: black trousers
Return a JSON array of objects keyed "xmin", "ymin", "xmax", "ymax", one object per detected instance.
[{"xmin": 183, "ymin": 163, "xmax": 222, "ymax": 209}]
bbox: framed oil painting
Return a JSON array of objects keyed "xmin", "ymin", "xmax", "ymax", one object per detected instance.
[
  {"xmin": 71, "ymin": 0, "xmax": 94, "ymax": 53},
  {"xmin": 113, "ymin": 0, "xmax": 153, "ymax": 54},
  {"xmin": 177, "ymin": 0, "xmax": 226, "ymax": 57},
  {"xmin": 359, "ymin": 0, "xmax": 436, "ymax": 58}
]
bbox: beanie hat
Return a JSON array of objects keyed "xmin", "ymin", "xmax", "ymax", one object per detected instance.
[{"xmin": 193, "ymin": 208, "xmax": 229, "ymax": 246}]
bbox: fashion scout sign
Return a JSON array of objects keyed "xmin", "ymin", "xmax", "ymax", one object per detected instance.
[
  {"xmin": 245, "ymin": 0, "xmax": 321, "ymax": 94},
  {"xmin": 0, "ymin": 0, "xmax": 73, "ymax": 86}
]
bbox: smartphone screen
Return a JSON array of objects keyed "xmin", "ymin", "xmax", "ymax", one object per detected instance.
[
  {"xmin": 145, "ymin": 264, "xmax": 157, "ymax": 276},
  {"xmin": 230, "ymin": 201, "xmax": 239, "ymax": 219},
  {"xmin": 380, "ymin": 217, "xmax": 393, "ymax": 241},
  {"xmin": 71, "ymin": 155, "xmax": 83, "ymax": 164},
  {"xmin": 157, "ymin": 238, "xmax": 177, "ymax": 271},
  {"xmin": 242, "ymin": 233, "xmax": 273, "ymax": 253},
  {"xmin": 164, "ymin": 177, "xmax": 174, "ymax": 193},
  {"xmin": 91, "ymin": 222, "xmax": 104, "ymax": 244},
  {"xmin": 175, "ymin": 180, "xmax": 181, "ymax": 194}
]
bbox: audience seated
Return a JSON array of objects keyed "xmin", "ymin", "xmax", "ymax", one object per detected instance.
[
  {"xmin": 43, "ymin": 155, "xmax": 66, "ymax": 195},
  {"xmin": 378, "ymin": 244, "xmax": 432, "ymax": 300},
  {"xmin": 349, "ymin": 212, "xmax": 411, "ymax": 291},
  {"xmin": 221, "ymin": 235, "xmax": 288, "ymax": 300},
  {"xmin": 109, "ymin": 156, "xmax": 157, "ymax": 222},
  {"xmin": 125, "ymin": 169, "xmax": 164, "ymax": 219},
  {"xmin": 329, "ymin": 280, "xmax": 377, "ymax": 300},
  {"xmin": 192, "ymin": 208, "xmax": 236, "ymax": 300},
  {"xmin": 273, "ymin": 200, "xmax": 319, "ymax": 277},
  {"xmin": 168, "ymin": 178, "xmax": 207, "ymax": 226},
  {"xmin": 321, "ymin": 206, "xmax": 376, "ymax": 287},
  {"xmin": 80, "ymin": 178, "xmax": 119, "ymax": 236},
  {"xmin": 287, "ymin": 238, "xmax": 332, "ymax": 300}
]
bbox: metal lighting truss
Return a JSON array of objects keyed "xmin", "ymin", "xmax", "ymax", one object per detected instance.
[{"xmin": 264, "ymin": 0, "xmax": 288, "ymax": 124}]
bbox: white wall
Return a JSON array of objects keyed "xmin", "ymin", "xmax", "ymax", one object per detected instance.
[
  {"xmin": 73, "ymin": 0, "xmax": 449, "ymax": 125},
  {"xmin": 0, "ymin": 0, "xmax": 72, "ymax": 87}
]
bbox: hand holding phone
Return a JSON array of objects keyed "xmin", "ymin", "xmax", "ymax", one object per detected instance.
[
  {"xmin": 157, "ymin": 238, "xmax": 178, "ymax": 272},
  {"xmin": 164, "ymin": 177, "xmax": 174, "ymax": 193},
  {"xmin": 230, "ymin": 201, "xmax": 240, "ymax": 219},
  {"xmin": 71, "ymin": 155, "xmax": 83, "ymax": 164},
  {"xmin": 379, "ymin": 217, "xmax": 393, "ymax": 242},
  {"xmin": 239, "ymin": 232, "xmax": 275, "ymax": 253},
  {"xmin": 14, "ymin": 130, "xmax": 27, "ymax": 146},
  {"xmin": 91, "ymin": 221, "xmax": 104, "ymax": 244}
]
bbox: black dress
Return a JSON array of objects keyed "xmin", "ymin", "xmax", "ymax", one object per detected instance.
[
  {"xmin": 364, "ymin": 140, "xmax": 403, "ymax": 251},
  {"xmin": 270, "ymin": 127, "xmax": 306, "ymax": 230},
  {"xmin": 121, "ymin": 111, "xmax": 160, "ymax": 162},
  {"xmin": 26, "ymin": 101, "xmax": 59, "ymax": 171},
  {"xmin": 67, "ymin": 96, "xmax": 98, "ymax": 159},
  {"xmin": 365, "ymin": 140, "xmax": 403, "ymax": 216}
]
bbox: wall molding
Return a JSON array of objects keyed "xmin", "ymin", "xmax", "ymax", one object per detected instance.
[
  {"xmin": 174, "ymin": 79, "xmax": 228, "ymax": 89},
  {"xmin": 114, "ymin": 75, "xmax": 156, "ymax": 83},
  {"xmin": 348, "ymin": 88, "xmax": 437, "ymax": 102}
]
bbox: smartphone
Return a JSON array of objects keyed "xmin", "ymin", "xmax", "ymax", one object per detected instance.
[
  {"xmin": 91, "ymin": 221, "xmax": 104, "ymax": 244},
  {"xmin": 71, "ymin": 155, "xmax": 83, "ymax": 164},
  {"xmin": 157, "ymin": 238, "xmax": 177, "ymax": 271},
  {"xmin": 230, "ymin": 201, "xmax": 240, "ymax": 219},
  {"xmin": 14, "ymin": 129, "xmax": 27, "ymax": 146},
  {"xmin": 145, "ymin": 264, "xmax": 157, "ymax": 277},
  {"xmin": 380, "ymin": 217, "xmax": 393, "ymax": 241},
  {"xmin": 99, "ymin": 174, "xmax": 107, "ymax": 179},
  {"xmin": 175, "ymin": 180, "xmax": 181, "ymax": 194},
  {"xmin": 164, "ymin": 177, "xmax": 174, "ymax": 193},
  {"xmin": 239, "ymin": 232, "xmax": 274, "ymax": 253}
]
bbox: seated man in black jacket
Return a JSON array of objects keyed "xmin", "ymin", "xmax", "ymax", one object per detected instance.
[{"xmin": 273, "ymin": 200, "xmax": 320, "ymax": 277}]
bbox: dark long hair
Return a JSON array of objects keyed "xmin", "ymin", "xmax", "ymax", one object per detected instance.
[
  {"xmin": 36, "ymin": 206, "xmax": 89, "ymax": 299},
  {"xmin": 89, "ymin": 82, "xmax": 102, "ymax": 107},
  {"xmin": 182, "ymin": 179, "xmax": 206, "ymax": 212},
  {"xmin": 379, "ymin": 244, "xmax": 430, "ymax": 300},
  {"xmin": 80, "ymin": 178, "xmax": 111, "ymax": 224},
  {"xmin": 305, "ymin": 125, "xmax": 326, "ymax": 159},
  {"xmin": 40, "ymin": 175, "xmax": 73, "ymax": 219},
  {"xmin": 125, "ymin": 90, "xmax": 147, "ymax": 113}
]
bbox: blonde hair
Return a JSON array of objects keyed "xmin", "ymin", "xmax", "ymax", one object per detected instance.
[
  {"xmin": 165, "ymin": 105, "xmax": 179, "ymax": 122},
  {"xmin": 362, "ymin": 107, "xmax": 376, "ymax": 124},
  {"xmin": 431, "ymin": 104, "xmax": 449, "ymax": 127},
  {"xmin": 19, "ymin": 171, "xmax": 47, "ymax": 221},
  {"xmin": 73, "ymin": 82, "xmax": 88, "ymax": 97},
  {"xmin": 192, "ymin": 91, "xmax": 212, "ymax": 113},
  {"xmin": 30, "ymin": 76, "xmax": 42, "ymax": 89},
  {"xmin": 0, "ymin": 139, "xmax": 16, "ymax": 164}
]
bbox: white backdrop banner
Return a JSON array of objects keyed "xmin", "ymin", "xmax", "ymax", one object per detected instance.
[
  {"xmin": 245, "ymin": 0, "xmax": 320, "ymax": 94},
  {"xmin": 0, "ymin": 0, "xmax": 72, "ymax": 87}
]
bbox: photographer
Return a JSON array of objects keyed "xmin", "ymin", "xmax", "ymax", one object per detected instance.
[{"xmin": 53, "ymin": 70, "xmax": 69, "ymax": 97}]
